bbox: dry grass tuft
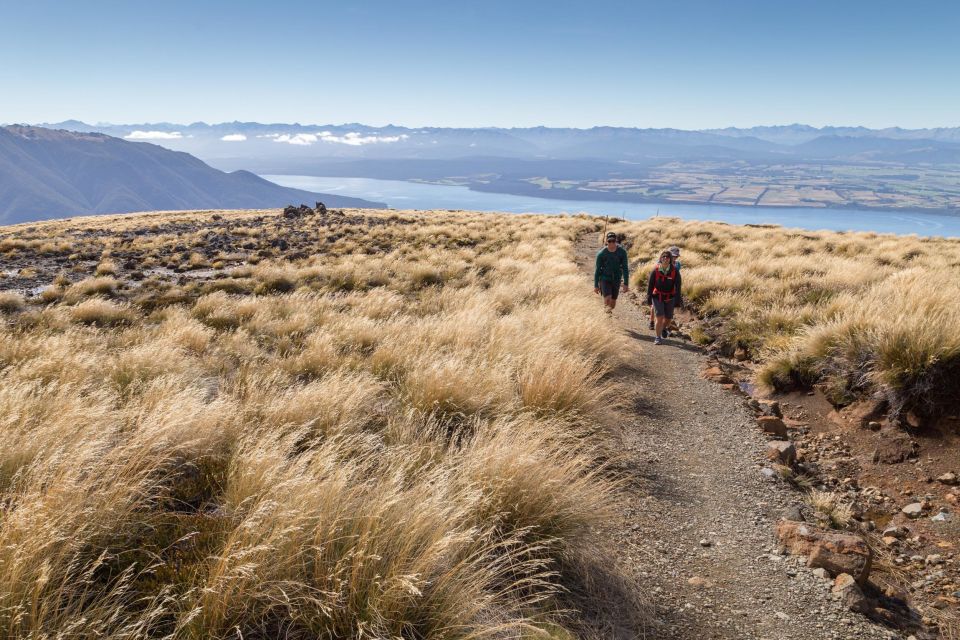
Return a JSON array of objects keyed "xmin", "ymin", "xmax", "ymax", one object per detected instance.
[
  {"xmin": 0, "ymin": 291, "xmax": 25, "ymax": 313},
  {"xmin": 621, "ymin": 219, "xmax": 960, "ymax": 417},
  {"xmin": 805, "ymin": 490, "xmax": 854, "ymax": 529},
  {"xmin": 0, "ymin": 207, "xmax": 634, "ymax": 638}
]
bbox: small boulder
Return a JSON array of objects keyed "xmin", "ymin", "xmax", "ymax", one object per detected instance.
[
  {"xmin": 776, "ymin": 520, "xmax": 873, "ymax": 583},
  {"xmin": 702, "ymin": 366, "xmax": 732, "ymax": 384},
  {"xmin": 881, "ymin": 525, "xmax": 908, "ymax": 539},
  {"xmin": 687, "ymin": 576, "xmax": 713, "ymax": 588},
  {"xmin": 832, "ymin": 573, "xmax": 871, "ymax": 614},
  {"xmin": 937, "ymin": 472, "xmax": 958, "ymax": 486},
  {"xmin": 315, "ymin": 201, "xmax": 328, "ymax": 214},
  {"xmin": 901, "ymin": 502, "xmax": 924, "ymax": 518},
  {"xmin": 766, "ymin": 440, "xmax": 797, "ymax": 465},
  {"xmin": 758, "ymin": 416, "xmax": 788, "ymax": 438},
  {"xmin": 872, "ymin": 434, "xmax": 919, "ymax": 464},
  {"xmin": 283, "ymin": 204, "xmax": 314, "ymax": 219},
  {"xmin": 758, "ymin": 400, "xmax": 783, "ymax": 418},
  {"xmin": 782, "ymin": 505, "xmax": 805, "ymax": 522}
]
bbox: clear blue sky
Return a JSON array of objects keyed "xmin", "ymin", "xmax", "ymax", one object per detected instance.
[{"xmin": 2, "ymin": 0, "xmax": 957, "ymax": 129}]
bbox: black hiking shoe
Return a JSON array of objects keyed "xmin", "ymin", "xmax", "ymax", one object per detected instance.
[
  {"xmin": 661, "ymin": 329, "xmax": 670, "ymax": 339},
  {"xmin": 648, "ymin": 320, "xmax": 654, "ymax": 330}
]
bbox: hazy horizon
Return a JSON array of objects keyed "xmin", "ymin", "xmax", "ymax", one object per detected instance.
[{"xmin": 12, "ymin": 120, "xmax": 960, "ymax": 132}]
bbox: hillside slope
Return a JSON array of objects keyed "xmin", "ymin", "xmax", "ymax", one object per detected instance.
[{"xmin": 0, "ymin": 126, "xmax": 384, "ymax": 224}]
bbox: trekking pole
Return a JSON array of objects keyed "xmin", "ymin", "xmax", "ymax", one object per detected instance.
[{"xmin": 602, "ymin": 215, "xmax": 608, "ymax": 246}]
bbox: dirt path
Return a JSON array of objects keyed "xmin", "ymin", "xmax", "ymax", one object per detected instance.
[{"xmin": 576, "ymin": 236, "xmax": 900, "ymax": 640}]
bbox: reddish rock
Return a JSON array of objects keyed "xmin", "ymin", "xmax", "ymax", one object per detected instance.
[
  {"xmin": 904, "ymin": 410, "xmax": 924, "ymax": 429},
  {"xmin": 832, "ymin": 573, "xmax": 871, "ymax": 614},
  {"xmin": 757, "ymin": 416, "xmax": 788, "ymax": 438},
  {"xmin": 871, "ymin": 433, "xmax": 918, "ymax": 464},
  {"xmin": 766, "ymin": 440, "xmax": 797, "ymax": 465},
  {"xmin": 702, "ymin": 366, "xmax": 733, "ymax": 384},
  {"xmin": 775, "ymin": 520, "xmax": 873, "ymax": 584}
]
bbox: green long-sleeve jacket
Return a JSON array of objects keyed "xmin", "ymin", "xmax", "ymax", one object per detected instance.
[{"xmin": 594, "ymin": 246, "xmax": 629, "ymax": 287}]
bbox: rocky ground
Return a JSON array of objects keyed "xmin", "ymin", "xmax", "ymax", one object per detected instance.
[
  {"xmin": 575, "ymin": 235, "xmax": 936, "ymax": 640},
  {"xmin": 0, "ymin": 204, "xmax": 400, "ymax": 300}
]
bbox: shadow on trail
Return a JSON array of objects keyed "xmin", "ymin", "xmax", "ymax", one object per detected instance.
[{"xmin": 625, "ymin": 328, "xmax": 703, "ymax": 354}]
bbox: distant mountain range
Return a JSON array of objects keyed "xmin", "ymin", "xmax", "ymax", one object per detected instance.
[
  {"xmin": 23, "ymin": 121, "xmax": 960, "ymax": 170},
  {"xmin": 0, "ymin": 126, "xmax": 384, "ymax": 225},
  {"xmin": 5, "ymin": 121, "xmax": 959, "ymax": 220}
]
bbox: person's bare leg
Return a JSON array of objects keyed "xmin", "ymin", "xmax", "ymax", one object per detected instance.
[
  {"xmin": 604, "ymin": 295, "xmax": 614, "ymax": 312},
  {"xmin": 655, "ymin": 315, "xmax": 667, "ymax": 337}
]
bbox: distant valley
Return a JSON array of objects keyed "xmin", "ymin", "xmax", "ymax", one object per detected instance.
[{"xmin": 27, "ymin": 120, "xmax": 960, "ymax": 214}]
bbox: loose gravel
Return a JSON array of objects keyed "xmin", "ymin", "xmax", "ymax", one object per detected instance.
[{"xmin": 576, "ymin": 236, "xmax": 903, "ymax": 640}]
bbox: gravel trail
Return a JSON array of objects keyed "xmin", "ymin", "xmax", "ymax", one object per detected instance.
[{"xmin": 575, "ymin": 236, "xmax": 902, "ymax": 640}]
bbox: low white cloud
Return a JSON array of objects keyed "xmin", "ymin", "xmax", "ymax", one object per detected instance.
[
  {"xmin": 256, "ymin": 133, "xmax": 281, "ymax": 138},
  {"xmin": 125, "ymin": 130, "xmax": 183, "ymax": 140},
  {"xmin": 273, "ymin": 133, "xmax": 319, "ymax": 146},
  {"xmin": 322, "ymin": 131, "xmax": 410, "ymax": 146},
  {"xmin": 270, "ymin": 131, "xmax": 410, "ymax": 146},
  {"xmin": 220, "ymin": 133, "xmax": 247, "ymax": 142}
]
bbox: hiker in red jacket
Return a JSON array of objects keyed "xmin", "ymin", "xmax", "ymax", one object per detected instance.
[{"xmin": 646, "ymin": 250, "xmax": 682, "ymax": 345}]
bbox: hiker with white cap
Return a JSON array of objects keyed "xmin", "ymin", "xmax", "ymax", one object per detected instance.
[
  {"xmin": 594, "ymin": 231, "xmax": 629, "ymax": 313},
  {"xmin": 649, "ymin": 245, "xmax": 682, "ymax": 330}
]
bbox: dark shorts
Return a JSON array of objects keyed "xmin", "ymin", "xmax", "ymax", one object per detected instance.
[
  {"xmin": 652, "ymin": 297, "xmax": 676, "ymax": 319},
  {"xmin": 599, "ymin": 280, "xmax": 621, "ymax": 299}
]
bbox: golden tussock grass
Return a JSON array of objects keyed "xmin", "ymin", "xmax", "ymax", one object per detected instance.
[
  {"xmin": 0, "ymin": 208, "xmax": 634, "ymax": 638},
  {"xmin": 620, "ymin": 218, "xmax": 960, "ymax": 417}
]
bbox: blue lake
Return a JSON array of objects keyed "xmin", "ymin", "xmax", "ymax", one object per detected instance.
[{"xmin": 263, "ymin": 175, "xmax": 960, "ymax": 238}]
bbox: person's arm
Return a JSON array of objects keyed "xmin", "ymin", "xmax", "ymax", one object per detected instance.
[
  {"xmin": 620, "ymin": 249, "xmax": 630, "ymax": 290},
  {"xmin": 646, "ymin": 269, "xmax": 655, "ymax": 305},
  {"xmin": 594, "ymin": 252, "xmax": 602, "ymax": 290}
]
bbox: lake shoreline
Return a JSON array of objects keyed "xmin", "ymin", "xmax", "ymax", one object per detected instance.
[
  {"xmin": 262, "ymin": 175, "xmax": 960, "ymax": 238},
  {"xmin": 428, "ymin": 179, "xmax": 960, "ymax": 218}
]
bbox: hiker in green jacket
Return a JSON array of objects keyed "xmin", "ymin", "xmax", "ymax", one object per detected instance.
[{"xmin": 594, "ymin": 231, "xmax": 629, "ymax": 312}]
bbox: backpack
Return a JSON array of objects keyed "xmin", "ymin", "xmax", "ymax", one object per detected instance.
[{"xmin": 652, "ymin": 265, "xmax": 678, "ymax": 301}]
